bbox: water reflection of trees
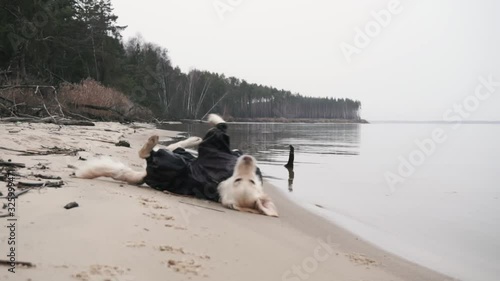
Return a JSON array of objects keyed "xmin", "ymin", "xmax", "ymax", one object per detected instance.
[{"xmin": 161, "ymin": 123, "xmax": 361, "ymax": 163}]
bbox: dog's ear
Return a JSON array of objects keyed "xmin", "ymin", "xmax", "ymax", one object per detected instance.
[{"xmin": 256, "ymin": 196, "xmax": 279, "ymax": 217}]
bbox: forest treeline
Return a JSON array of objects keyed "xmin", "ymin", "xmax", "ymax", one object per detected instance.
[{"xmin": 0, "ymin": 0, "xmax": 362, "ymax": 121}]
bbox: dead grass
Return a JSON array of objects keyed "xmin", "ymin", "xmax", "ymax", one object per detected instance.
[
  {"xmin": 59, "ymin": 79, "xmax": 131, "ymax": 116},
  {"xmin": 0, "ymin": 87, "xmax": 49, "ymax": 117},
  {"xmin": 0, "ymin": 78, "xmax": 153, "ymax": 121}
]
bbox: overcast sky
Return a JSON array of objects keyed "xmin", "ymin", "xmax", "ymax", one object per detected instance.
[{"xmin": 112, "ymin": 0, "xmax": 500, "ymax": 121}]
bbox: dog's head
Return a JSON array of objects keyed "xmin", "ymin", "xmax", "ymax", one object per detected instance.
[
  {"xmin": 233, "ymin": 155, "xmax": 260, "ymax": 183},
  {"xmin": 219, "ymin": 155, "xmax": 278, "ymax": 217}
]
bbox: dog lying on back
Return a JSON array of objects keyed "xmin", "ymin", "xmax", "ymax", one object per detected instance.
[{"xmin": 75, "ymin": 114, "xmax": 278, "ymax": 217}]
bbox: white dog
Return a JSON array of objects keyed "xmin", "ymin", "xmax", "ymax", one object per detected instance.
[
  {"xmin": 75, "ymin": 114, "xmax": 278, "ymax": 217},
  {"xmin": 218, "ymin": 155, "xmax": 278, "ymax": 216}
]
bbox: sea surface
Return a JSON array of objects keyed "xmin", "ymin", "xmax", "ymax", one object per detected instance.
[{"xmin": 160, "ymin": 122, "xmax": 500, "ymax": 281}]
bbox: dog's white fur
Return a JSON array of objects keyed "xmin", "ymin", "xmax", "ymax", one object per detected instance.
[
  {"xmin": 164, "ymin": 136, "xmax": 202, "ymax": 152},
  {"xmin": 218, "ymin": 155, "xmax": 278, "ymax": 217},
  {"xmin": 75, "ymin": 114, "xmax": 278, "ymax": 217},
  {"xmin": 74, "ymin": 157, "xmax": 146, "ymax": 184},
  {"xmin": 208, "ymin": 113, "xmax": 225, "ymax": 126}
]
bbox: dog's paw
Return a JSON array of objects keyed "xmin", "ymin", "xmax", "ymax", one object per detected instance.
[
  {"xmin": 184, "ymin": 137, "xmax": 202, "ymax": 148},
  {"xmin": 139, "ymin": 135, "xmax": 159, "ymax": 158},
  {"xmin": 207, "ymin": 114, "xmax": 225, "ymax": 126},
  {"xmin": 148, "ymin": 135, "xmax": 159, "ymax": 146}
]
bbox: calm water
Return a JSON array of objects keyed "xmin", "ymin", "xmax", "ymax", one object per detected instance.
[{"xmin": 161, "ymin": 122, "xmax": 500, "ymax": 281}]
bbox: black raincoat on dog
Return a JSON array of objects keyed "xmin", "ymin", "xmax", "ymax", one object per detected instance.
[{"xmin": 143, "ymin": 123, "xmax": 259, "ymax": 202}]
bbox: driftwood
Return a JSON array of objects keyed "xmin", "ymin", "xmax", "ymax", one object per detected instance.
[
  {"xmin": 85, "ymin": 138, "xmax": 115, "ymax": 144},
  {"xmin": 39, "ymin": 146, "xmax": 84, "ymax": 156},
  {"xmin": 0, "ymin": 85, "xmax": 56, "ymax": 90},
  {"xmin": 17, "ymin": 180, "xmax": 64, "ymax": 189},
  {"xmin": 67, "ymin": 102, "xmax": 128, "ymax": 120},
  {"xmin": 0, "ymin": 170, "xmax": 21, "ymax": 181},
  {"xmin": 2, "ymin": 146, "xmax": 85, "ymax": 157},
  {"xmin": 33, "ymin": 85, "xmax": 59, "ymax": 125},
  {"xmin": 33, "ymin": 174, "xmax": 61, "ymax": 180},
  {"xmin": 42, "ymin": 180, "xmax": 65, "ymax": 188},
  {"xmin": 0, "ymin": 259, "xmax": 35, "ymax": 267},
  {"xmin": 64, "ymin": 110, "xmax": 94, "ymax": 121},
  {"xmin": 0, "ymin": 146, "xmax": 29, "ymax": 154},
  {"xmin": 48, "ymin": 119, "xmax": 94, "ymax": 126},
  {"xmin": 0, "ymin": 189, "xmax": 31, "ymax": 200},
  {"xmin": 0, "ymin": 171, "xmax": 50, "ymax": 182},
  {"xmin": 0, "ymin": 116, "xmax": 94, "ymax": 126},
  {"xmin": 0, "ymin": 160, "xmax": 25, "ymax": 168}
]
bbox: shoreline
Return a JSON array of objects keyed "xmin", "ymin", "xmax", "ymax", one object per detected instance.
[
  {"xmin": 0, "ymin": 121, "xmax": 452, "ymax": 281},
  {"xmin": 265, "ymin": 184, "xmax": 455, "ymax": 281}
]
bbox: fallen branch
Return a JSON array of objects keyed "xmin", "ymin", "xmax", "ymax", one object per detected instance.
[
  {"xmin": 53, "ymin": 88, "xmax": 65, "ymax": 117},
  {"xmin": 0, "ymin": 102, "xmax": 17, "ymax": 117},
  {"xmin": 45, "ymin": 181, "xmax": 64, "ymax": 188},
  {"xmin": 64, "ymin": 110, "xmax": 94, "ymax": 121},
  {"xmin": 0, "ymin": 117, "xmax": 33, "ymax": 122},
  {"xmin": 53, "ymin": 119, "xmax": 94, "ymax": 126},
  {"xmin": 67, "ymin": 102, "xmax": 126, "ymax": 118},
  {"xmin": 0, "ymin": 146, "xmax": 29, "ymax": 154},
  {"xmin": 0, "ymin": 95, "xmax": 14, "ymax": 104},
  {"xmin": 0, "ymin": 85, "xmax": 56, "ymax": 89},
  {"xmin": 4, "ymin": 146, "xmax": 84, "ymax": 157},
  {"xmin": 0, "ymin": 188, "xmax": 31, "ymax": 199},
  {"xmin": 0, "ymin": 116, "xmax": 95, "ymax": 126},
  {"xmin": 35, "ymin": 85, "xmax": 59, "ymax": 126},
  {"xmin": 17, "ymin": 180, "xmax": 64, "ymax": 189},
  {"xmin": 0, "ymin": 160, "xmax": 25, "ymax": 168},
  {"xmin": 33, "ymin": 174, "xmax": 62, "ymax": 180},
  {"xmin": 37, "ymin": 146, "xmax": 84, "ymax": 156},
  {"xmin": 85, "ymin": 138, "xmax": 115, "ymax": 144},
  {"xmin": 0, "ymin": 259, "xmax": 35, "ymax": 267}
]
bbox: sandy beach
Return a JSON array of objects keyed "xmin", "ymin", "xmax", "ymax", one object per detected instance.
[{"xmin": 0, "ymin": 121, "xmax": 454, "ymax": 281}]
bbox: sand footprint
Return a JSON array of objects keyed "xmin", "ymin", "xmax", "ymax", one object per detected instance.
[
  {"xmin": 166, "ymin": 259, "xmax": 204, "ymax": 276},
  {"xmin": 154, "ymin": 241, "xmax": 208, "ymax": 276},
  {"xmin": 164, "ymin": 224, "xmax": 187, "ymax": 230},
  {"xmin": 125, "ymin": 241, "xmax": 146, "ymax": 248},
  {"xmin": 143, "ymin": 212, "xmax": 174, "ymax": 221},
  {"xmin": 345, "ymin": 253, "xmax": 378, "ymax": 267},
  {"xmin": 138, "ymin": 197, "xmax": 169, "ymax": 210},
  {"xmin": 73, "ymin": 264, "xmax": 132, "ymax": 281}
]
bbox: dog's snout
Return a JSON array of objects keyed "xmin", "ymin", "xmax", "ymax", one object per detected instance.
[{"xmin": 243, "ymin": 155, "xmax": 253, "ymax": 163}]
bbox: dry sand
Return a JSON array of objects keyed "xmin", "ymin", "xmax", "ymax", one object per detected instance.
[{"xmin": 0, "ymin": 121, "xmax": 455, "ymax": 281}]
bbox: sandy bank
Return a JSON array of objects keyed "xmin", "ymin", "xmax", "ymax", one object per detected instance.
[{"xmin": 0, "ymin": 122, "xmax": 453, "ymax": 281}]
